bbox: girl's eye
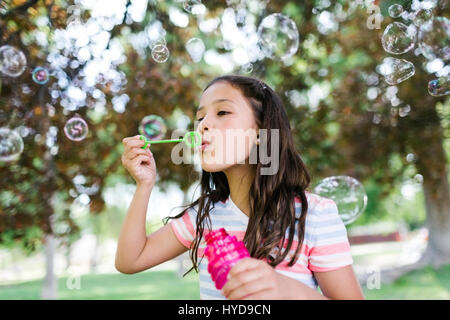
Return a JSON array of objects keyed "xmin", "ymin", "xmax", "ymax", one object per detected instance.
[
  {"xmin": 197, "ymin": 117, "xmax": 204, "ymax": 121},
  {"xmin": 218, "ymin": 111, "xmax": 229, "ymax": 116}
]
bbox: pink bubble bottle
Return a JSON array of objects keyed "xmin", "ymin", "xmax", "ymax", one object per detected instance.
[{"xmin": 204, "ymin": 228, "xmax": 250, "ymax": 290}]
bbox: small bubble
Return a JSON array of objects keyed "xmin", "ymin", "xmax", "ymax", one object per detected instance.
[
  {"xmin": 0, "ymin": 127, "xmax": 24, "ymax": 162},
  {"xmin": 241, "ymin": 62, "xmax": 253, "ymax": 74},
  {"xmin": 413, "ymin": 9, "xmax": 433, "ymax": 27},
  {"xmin": 151, "ymin": 44, "xmax": 170, "ymax": 63},
  {"xmin": 388, "ymin": 4, "xmax": 404, "ymax": 18},
  {"xmin": 32, "ymin": 66, "xmax": 50, "ymax": 85},
  {"xmin": 427, "ymin": 76, "xmax": 449, "ymax": 97},
  {"xmin": 64, "ymin": 116, "xmax": 89, "ymax": 141},
  {"xmin": 138, "ymin": 115, "xmax": 167, "ymax": 140},
  {"xmin": 183, "ymin": 0, "xmax": 201, "ymax": 14}
]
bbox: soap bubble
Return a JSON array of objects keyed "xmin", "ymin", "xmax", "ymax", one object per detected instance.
[
  {"xmin": 377, "ymin": 57, "xmax": 415, "ymax": 85},
  {"xmin": 183, "ymin": 0, "xmax": 201, "ymax": 14},
  {"xmin": 185, "ymin": 38, "xmax": 205, "ymax": 63},
  {"xmin": 413, "ymin": 9, "xmax": 433, "ymax": 27},
  {"xmin": 257, "ymin": 13, "xmax": 299, "ymax": 61},
  {"xmin": 149, "ymin": 37, "xmax": 166, "ymax": 50},
  {"xmin": 418, "ymin": 17, "xmax": 450, "ymax": 61},
  {"xmin": 31, "ymin": 66, "xmax": 50, "ymax": 85},
  {"xmin": 241, "ymin": 62, "xmax": 253, "ymax": 73},
  {"xmin": 138, "ymin": 115, "xmax": 167, "ymax": 140},
  {"xmin": 64, "ymin": 116, "xmax": 89, "ymax": 141},
  {"xmin": 313, "ymin": 176, "xmax": 368, "ymax": 225},
  {"xmin": 388, "ymin": 4, "xmax": 404, "ymax": 18},
  {"xmin": 428, "ymin": 76, "xmax": 449, "ymax": 97},
  {"xmin": 151, "ymin": 44, "xmax": 170, "ymax": 63},
  {"xmin": 0, "ymin": 127, "xmax": 24, "ymax": 162},
  {"xmin": 0, "ymin": 45, "xmax": 27, "ymax": 77},
  {"xmin": 381, "ymin": 22, "xmax": 417, "ymax": 55}
]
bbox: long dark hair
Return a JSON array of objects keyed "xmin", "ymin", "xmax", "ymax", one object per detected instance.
[{"xmin": 164, "ymin": 75, "xmax": 310, "ymax": 276}]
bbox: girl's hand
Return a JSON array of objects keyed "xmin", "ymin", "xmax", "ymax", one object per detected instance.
[
  {"xmin": 221, "ymin": 258, "xmax": 297, "ymax": 300},
  {"xmin": 121, "ymin": 135, "xmax": 157, "ymax": 188}
]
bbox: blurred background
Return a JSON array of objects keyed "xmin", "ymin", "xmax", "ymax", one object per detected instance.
[{"xmin": 0, "ymin": 0, "xmax": 449, "ymax": 300}]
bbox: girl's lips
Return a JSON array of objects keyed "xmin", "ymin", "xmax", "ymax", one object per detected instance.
[{"xmin": 201, "ymin": 142, "xmax": 211, "ymax": 151}]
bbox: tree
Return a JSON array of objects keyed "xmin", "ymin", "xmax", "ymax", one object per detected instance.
[{"xmin": 0, "ymin": 0, "xmax": 448, "ymax": 300}]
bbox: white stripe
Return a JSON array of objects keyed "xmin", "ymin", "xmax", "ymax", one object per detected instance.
[
  {"xmin": 309, "ymin": 258, "xmax": 353, "ymax": 268},
  {"xmin": 314, "ymin": 236, "xmax": 350, "ymax": 247},
  {"xmin": 309, "ymin": 251, "xmax": 353, "ymax": 264},
  {"xmin": 174, "ymin": 218, "xmax": 194, "ymax": 242},
  {"xmin": 312, "ymin": 224, "xmax": 346, "ymax": 234}
]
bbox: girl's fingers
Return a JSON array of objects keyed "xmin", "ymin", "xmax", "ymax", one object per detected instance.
[
  {"xmin": 227, "ymin": 278, "xmax": 271, "ymax": 300},
  {"xmin": 122, "ymin": 135, "xmax": 141, "ymax": 144},
  {"xmin": 126, "ymin": 148, "xmax": 150, "ymax": 161},
  {"xmin": 132, "ymin": 155, "xmax": 151, "ymax": 166},
  {"xmin": 222, "ymin": 267, "xmax": 265, "ymax": 298},
  {"xmin": 123, "ymin": 139, "xmax": 146, "ymax": 152}
]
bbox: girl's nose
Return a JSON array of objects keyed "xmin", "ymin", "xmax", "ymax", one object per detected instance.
[{"xmin": 198, "ymin": 116, "xmax": 211, "ymax": 134}]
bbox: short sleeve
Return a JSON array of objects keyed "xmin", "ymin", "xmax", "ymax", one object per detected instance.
[
  {"xmin": 308, "ymin": 199, "xmax": 353, "ymax": 272},
  {"xmin": 169, "ymin": 207, "xmax": 198, "ymax": 249}
]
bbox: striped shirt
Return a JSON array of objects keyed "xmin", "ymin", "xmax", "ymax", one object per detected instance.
[{"xmin": 170, "ymin": 192, "xmax": 353, "ymax": 300}]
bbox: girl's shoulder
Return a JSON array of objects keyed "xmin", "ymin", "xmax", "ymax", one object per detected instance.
[{"xmin": 294, "ymin": 191, "xmax": 338, "ymax": 219}]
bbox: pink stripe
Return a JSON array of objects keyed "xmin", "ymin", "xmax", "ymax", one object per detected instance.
[
  {"xmin": 227, "ymin": 230, "xmax": 246, "ymax": 242},
  {"xmin": 170, "ymin": 221, "xmax": 192, "ymax": 249},
  {"xmin": 309, "ymin": 261, "xmax": 352, "ymax": 272},
  {"xmin": 182, "ymin": 210, "xmax": 196, "ymax": 239},
  {"xmin": 272, "ymin": 259, "xmax": 312, "ymax": 274},
  {"xmin": 309, "ymin": 242, "xmax": 351, "ymax": 256}
]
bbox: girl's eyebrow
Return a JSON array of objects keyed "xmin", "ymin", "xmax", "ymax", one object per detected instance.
[{"xmin": 197, "ymin": 98, "xmax": 235, "ymax": 114}]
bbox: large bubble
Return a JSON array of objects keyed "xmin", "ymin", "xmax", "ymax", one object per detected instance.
[
  {"xmin": 0, "ymin": 45, "xmax": 27, "ymax": 77},
  {"xmin": 257, "ymin": 13, "xmax": 299, "ymax": 61},
  {"xmin": 377, "ymin": 57, "xmax": 415, "ymax": 85},
  {"xmin": 0, "ymin": 127, "xmax": 24, "ymax": 162},
  {"xmin": 381, "ymin": 22, "xmax": 417, "ymax": 55},
  {"xmin": 138, "ymin": 115, "xmax": 167, "ymax": 140},
  {"xmin": 185, "ymin": 38, "xmax": 205, "ymax": 63},
  {"xmin": 313, "ymin": 176, "xmax": 368, "ymax": 225},
  {"xmin": 64, "ymin": 116, "xmax": 89, "ymax": 141},
  {"xmin": 418, "ymin": 16, "xmax": 450, "ymax": 61},
  {"xmin": 151, "ymin": 44, "xmax": 170, "ymax": 63},
  {"xmin": 428, "ymin": 76, "xmax": 449, "ymax": 97}
]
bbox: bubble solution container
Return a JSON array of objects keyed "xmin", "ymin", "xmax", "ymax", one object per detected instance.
[{"xmin": 204, "ymin": 228, "xmax": 250, "ymax": 290}]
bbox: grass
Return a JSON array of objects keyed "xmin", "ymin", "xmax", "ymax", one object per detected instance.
[
  {"xmin": 0, "ymin": 265, "xmax": 449, "ymax": 300},
  {"xmin": 0, "ymin": 270, "xmax": 200, "ymax": 300},
  {"xmin": 362, "ymin": 265, "xmax": 450, "ymax": 300}
]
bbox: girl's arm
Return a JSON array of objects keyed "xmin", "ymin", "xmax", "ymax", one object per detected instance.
[
  {"xmin": 114, "ymin": 184, "xmax": 188, "ymax": 274},
  {"xmin": 222, "ymin": 258, "xmax": 364, "ymax": 300},
  {"xmin": 313, "ymin": 265, "xmax": 365, "ymax": 299},
  {"xmin": 115, "ymin": 136, "xmax": 188, "ymax": 274}
]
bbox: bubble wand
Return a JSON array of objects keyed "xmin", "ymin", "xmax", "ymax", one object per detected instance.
[{"xmin": 140, "ymin": 131, "xmax": 202, "ymax": 149}]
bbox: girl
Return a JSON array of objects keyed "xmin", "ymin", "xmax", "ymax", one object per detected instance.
[{"xmin": 116, "ymin": 75, "xmax": 364, "ymax": 300}]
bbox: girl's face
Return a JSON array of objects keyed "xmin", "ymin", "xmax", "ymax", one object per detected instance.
[{"xmin": 196, "ymin": 82, "xmax": 259, "ymax": 172}]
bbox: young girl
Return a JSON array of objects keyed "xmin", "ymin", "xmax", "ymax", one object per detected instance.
[{"xmin": 116, "ymin": 75, "xmax": 364, "ymax": 300}]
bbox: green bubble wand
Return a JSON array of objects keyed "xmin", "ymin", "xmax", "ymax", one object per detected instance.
[{"xmin": 140, "ymin": 131, "xmax": 202, "ymax": 149}]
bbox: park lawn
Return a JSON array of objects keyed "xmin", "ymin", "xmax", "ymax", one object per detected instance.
[
  {"xmin": 0, "ymin": 270, "xmax": 200, "ymax": 300},
  {"xmin": 0, "ymin": 265, "xmax": 449, "ymax": 300},
  {"xmin": 363, "ymin": 265, "xmax": 450, "ymax": 300}
]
